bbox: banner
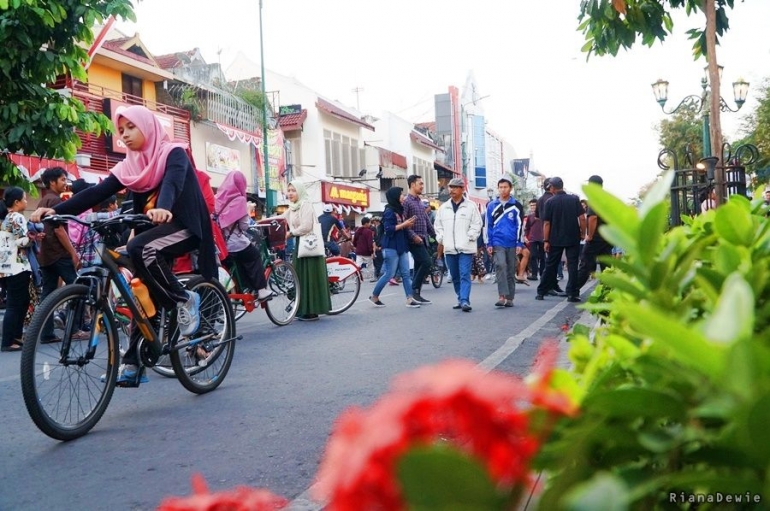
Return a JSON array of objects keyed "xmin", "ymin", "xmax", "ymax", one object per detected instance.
[
  {"xmin": 206, "ymin": 143, "xmax": 241, "ymax": 175},
  {"xmin": 512, "ymin": 158, "xmax": 530, "ymax": 178},
  {"xmin": 255, "ymin": 128, "xmax": 286, "ymax": 196}
]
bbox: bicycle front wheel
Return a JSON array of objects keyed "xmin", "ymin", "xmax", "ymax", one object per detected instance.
[
  {"xmin": 170, "ymin": 276, "xmax": 235, "ymax": 394},
  {"xmin": 264, "ymin": 261, "xmax": 300, "ymax": 326},
  {"xmin": 21, "ymin": 284, "xmax": 120, "ymax": 441},
  {"xmin": 328, "ymin": 271, "xmax": 361, "ymax": 315}
]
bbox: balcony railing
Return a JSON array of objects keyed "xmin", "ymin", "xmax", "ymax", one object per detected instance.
[
  {"xmin": 72, "ymin": 82, "xmax": 190, "ymax": 120},
  {"xmin": 202, "ymin": 89, "xmax": 263, "ymax": 133}
]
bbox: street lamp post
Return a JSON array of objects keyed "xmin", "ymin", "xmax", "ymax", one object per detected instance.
[
  {"xmin": 651, "ymin": 66, "xmax": 749, "ymax": 202},
  {"xmin": 259, "ymin": 0, "xmax": 272, "ymax": 214}
]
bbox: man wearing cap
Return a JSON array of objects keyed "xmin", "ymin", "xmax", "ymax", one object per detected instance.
[
  {"xmin": 318, "ymin": 204, "xmax": 348, "ymax": 256},
  {"xmin": 403, "ymin": 174, "xmax": 435, "ymax": 304},
  {"xmin": 434, "ymin": 178, "xmax": 482, "ymax": 312},
  {"xmin": 536, "ymin": 176, "xmax": 585, "ymax": 303},
  {"xmin": 486, "ymin": 176, "xmax": 525, "ymax": 308},
  {"xmin": 577, "ymin": 175, "xmax": 613, "ymax": 290}
]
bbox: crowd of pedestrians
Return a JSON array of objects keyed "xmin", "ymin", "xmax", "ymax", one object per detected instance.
[{"xmin": 2, "ymin": 160, "xmax": 614, "ymax": 358}]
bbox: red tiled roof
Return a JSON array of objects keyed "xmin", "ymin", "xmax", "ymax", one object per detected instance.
[
  {"xmin": 102, "ymin": 40, "xmax": 156, "ymax": 66},
  {"xmin": 410, "ymin": 131, "xmax": 442, "ymax": 151},
  {"xmin": 154, "ymin": 49, "xmax": 200, "ymax": 70},
  {"xmin": 278, "ymin": 109, "xmax": 307, "ymax": 131},
  {"xmin": 155, "ymin": 54, "xmax": 183, "ymax": 69},
  {"xmin": 415, "ymin": 121, "xmax": 436, "ymax": 132},
  {"xmin": 316, "ymin": 98, "xmax": 375, "ymax": 131}
]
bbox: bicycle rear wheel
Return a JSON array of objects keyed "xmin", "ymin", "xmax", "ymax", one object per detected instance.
[
  {"xmin": 170, "ymin": 276, "xmax": 235, "ymax": 394},
  {"xmin": 431, "ymin": 267, "xmax": 444, "ymax": 288},
  {"xmin": 21, "ymin": 284, "xmax": 120, "ymax": 441},
  {"xmin": 264, "ymin": 261, "xmax": 300, "ymax": 326},
  {"xmin": 328, "ymin": 271, "xmax": 361, "ymax": 315}
]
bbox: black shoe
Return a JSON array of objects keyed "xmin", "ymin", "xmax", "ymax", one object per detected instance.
[
  {"xmin": 413, "ymin": 294, "xmax": 432, "ymax": 304},
  {"xmin": 546, "ymin": 290, "xmax": 558, "ymax": 296},
  {"xmin": 535, "ymin": 295, "xmax": 544, "ymax": 300},
  {"xmin": 461, "ymin": 302, "xmax": 472, "ymax": 312},
  {"xmin": 554, "ymin": 285, "xmax": 564, "ymax": 293},
  {"xmin": 567, "ymin": 296, "xmax": 582, "ymax": 303},
  {"xmin": 527, "ymin": 276, "xmax": 538, "ymax": 281},
  {"xmin": 495, "ymin": 300, "xmax": 506, "ymax": 308},
  {"xmin": 452, "ymin": 304, "xmax": 462, "ymax": 310}
]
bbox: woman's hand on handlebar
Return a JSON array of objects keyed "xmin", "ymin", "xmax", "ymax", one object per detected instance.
[
  {"xmin": 31, "ymin": 208, "xmax": 55, "ymax": 223},
  {"xmin": 147, "ymin": 208, "xmax": 173, "ymax": 224}
]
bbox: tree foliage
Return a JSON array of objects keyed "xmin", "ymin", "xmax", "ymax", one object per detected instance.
[
  {"xmin": 658, "ymin": 105, "xmax": 703, "ymax": 162},
  {"xmin": 738, "ymin": 78, "xmax": 770, "ymax": 184},
  {"xmin": 0, "ymin": 1, "xmax": 135, "ymax": 192},
  {"xmin": 578, "ymin": 0, "xmax": 736, "ymax": 59}
]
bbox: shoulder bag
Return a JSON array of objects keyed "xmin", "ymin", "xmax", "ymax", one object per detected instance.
[{"xmin": 297, "ymin": 218, "xmax": 325, "ymax": 258}]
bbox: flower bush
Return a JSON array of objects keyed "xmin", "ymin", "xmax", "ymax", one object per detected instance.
[
  {"xmin": 533, "ymin": 172, "xmax": 770, "ymax": 509},
  {"xmin": 313, "ymin": 348, "xmax": 577, "ymax": 510},
  {"xmin": 157, "ymin": 344, "xmax": 576, "ymax": 510}
]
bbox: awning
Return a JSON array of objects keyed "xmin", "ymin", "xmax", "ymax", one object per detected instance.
[
  {"xmin": 316, "ymin": 98, "xmax": 375, "ymax": 131},
  {"xmin": 434, "ymin": 160, "xmax": 458, "ymax": 179},
  {"xmin": 411, "ymin": 131, "xmax": 443, "ymax": 152},
  {"xmin": 278, "ymin": 109, "xmax": 307, "ymax": 132},
  {"xmin": 5, "ymin": 154, "xmax": 79, "ymax": 181},
  {"xmin": 365, "ymin": 144, "xmax": 407, "ymax": 179}
]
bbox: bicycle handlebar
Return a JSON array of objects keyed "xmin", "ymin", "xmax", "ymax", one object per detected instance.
[{"xmin": 43, "ymin": 213, "xmax": 155, "ymax": 232}]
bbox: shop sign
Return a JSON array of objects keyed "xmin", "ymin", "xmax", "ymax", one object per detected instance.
[{"xmin": 322, "ymin": 181, "xmax": 369, "ymax": 208}]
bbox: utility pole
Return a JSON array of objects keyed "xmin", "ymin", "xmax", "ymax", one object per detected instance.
[
  {"xmin": 351, "ymin": 86, "xmax": 364, "ymax": 111},
  {"xmin": 259, "ymin": 0, "xmax": 272, "ymax": 213}
]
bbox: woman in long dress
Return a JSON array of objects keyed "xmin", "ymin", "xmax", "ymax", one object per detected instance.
[{"xmin": 283, "ymin": 180, "xmax": 331, "ymax": 321}]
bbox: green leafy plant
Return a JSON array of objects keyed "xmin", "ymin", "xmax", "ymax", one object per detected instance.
[
  {"xmin": 534, "ymin": 172, "xmax": 770, "ymax": 509},
  {"xmin": 0, "ymin": 1, "xmax": 136, "ymax": 192}
]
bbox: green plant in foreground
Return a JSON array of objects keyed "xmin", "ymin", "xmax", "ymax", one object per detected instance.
[{"xmin": 535, "ymin": 172, "xmax": 770, "ymax": 510}]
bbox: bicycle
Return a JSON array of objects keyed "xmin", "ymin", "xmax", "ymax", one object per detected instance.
[
  {"xmin": 222, "ymin": 221, "xmax": 299, "ymax": 325},
  {"xmin": 326, "ymin": 254, "xmax": 362, "ymax": 315},
  {"xmin": 428, "ymin": 251, "xmax": 444, "ymax": 289},
  {"xmin": 20, "ymin": 214, "xmax": 238, "ymax": 441}
]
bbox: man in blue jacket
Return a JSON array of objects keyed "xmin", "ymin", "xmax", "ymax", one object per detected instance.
[{"xmin": 486, "ymin": 176, "xmax": 525, "ymax": 308}]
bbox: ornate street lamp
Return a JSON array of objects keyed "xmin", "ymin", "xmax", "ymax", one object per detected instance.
[{"xmin": 651, "ymin": 66, "xmax": 749, "ymax": 159}]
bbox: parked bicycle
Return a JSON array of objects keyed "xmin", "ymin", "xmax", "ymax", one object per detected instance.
[
  {"xmin": 20, "ymin": 214, "xmax": 237, "ymax": 441},
  {"xmin": 326, "ymin": 254, "xmax": 362, "ymax": 314}
]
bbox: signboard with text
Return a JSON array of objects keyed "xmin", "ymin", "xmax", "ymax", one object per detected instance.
[
  {"xmin": 279, "ymin": 104, "xmax": 302, "ymax": 116},
  {"xmin": 103, "ymin": 98, "xmax": 175, "ymax": 154},
  {"xmin": 321, "ymin": 181, "xmax": 369, "ymax": 208}
]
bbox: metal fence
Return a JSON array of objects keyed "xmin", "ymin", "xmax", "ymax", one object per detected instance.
[{"xmin": 661, "ymin": 143, "xmax": 759, "ymax": 226}]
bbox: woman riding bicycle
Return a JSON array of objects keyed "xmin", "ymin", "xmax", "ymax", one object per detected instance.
[
  {"xmin": 215, "ymin": 171, "xmax": 274, "ymax": 303},
  {"xmin": 32, "ymin": 105, "xmax": 215, "ymax": 385}
]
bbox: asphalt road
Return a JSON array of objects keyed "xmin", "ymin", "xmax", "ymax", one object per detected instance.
[{"xmin": 0, "ymin": 274, "xmax": 591, "ymax": 511}]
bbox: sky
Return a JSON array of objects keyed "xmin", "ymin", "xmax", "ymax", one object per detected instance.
[{"xmin": 117, "ymin": 0, "xmax": 770, "ymax": 200}]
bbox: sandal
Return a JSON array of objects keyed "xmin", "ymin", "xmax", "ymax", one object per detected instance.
[
  {"xmin": 515, "ymin": 277, "xmax": 530, "ymax": 286},
  {"xmin": 1, "ymin": 343, "xmax": 23, "ymax": 352}
]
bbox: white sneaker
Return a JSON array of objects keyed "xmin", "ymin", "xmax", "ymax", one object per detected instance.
[
  {"xmin": 177, "ymin": 291, "xmax": 201, "ymax": 338},
  {"xmin": 257, "ymin": 288, "xmax": 276, "ymax": 302}
]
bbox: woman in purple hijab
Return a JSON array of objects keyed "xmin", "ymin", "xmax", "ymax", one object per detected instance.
[{"xmin": 215, "ymin": 171, "xmax": 274, "ymax": 301}]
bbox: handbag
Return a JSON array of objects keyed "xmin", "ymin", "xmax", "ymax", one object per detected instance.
[{"xmin": 297, "ymin": 220, "xmax": 325, "ymax": 258}]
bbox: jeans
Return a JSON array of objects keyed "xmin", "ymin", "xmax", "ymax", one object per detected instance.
[
  {"xmin": 493, "ymin": 247, "xmax": 518, "ymax": 299},
  {"xmin": 409, "ymin": 241, "xmax": 430, "ymax": 295},
  {"xmin": 445, "ymin": 253, "xmax": 473, "ymax": 304},
  {"xmin": 537, "ymin": 245, "xmax": 581, "ymax": 297},
  {"xmin": 372, "ymin": 248, "xmax": 412, "ymax": 298},
  {"xmin": 1, "ymin": 271, "xmax": 31, "ymax": 347},
  {"xmin": 40, "ymin": 258, "xmax": 78, "ymax": 341}
]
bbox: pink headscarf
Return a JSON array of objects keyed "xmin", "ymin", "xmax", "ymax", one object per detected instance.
[
  {"xmin": 215, "ymin": 171, "xmax": 248, "ymax": 229},
  {"xmin": 110, "ymin": 105, "xmax": 187, "ymax": 193}
]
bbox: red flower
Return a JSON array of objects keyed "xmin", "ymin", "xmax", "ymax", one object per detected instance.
[
  {"xmin": 157, "ymin": 473, "xmax": 288, "ymax": 511},
  {"xmin": 314, "ymin": 357, "xmax": 573, "ymax": 510},
  {"xmin": 527, "ymin": 340, "xmax": 579, "ymax": 417}
]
